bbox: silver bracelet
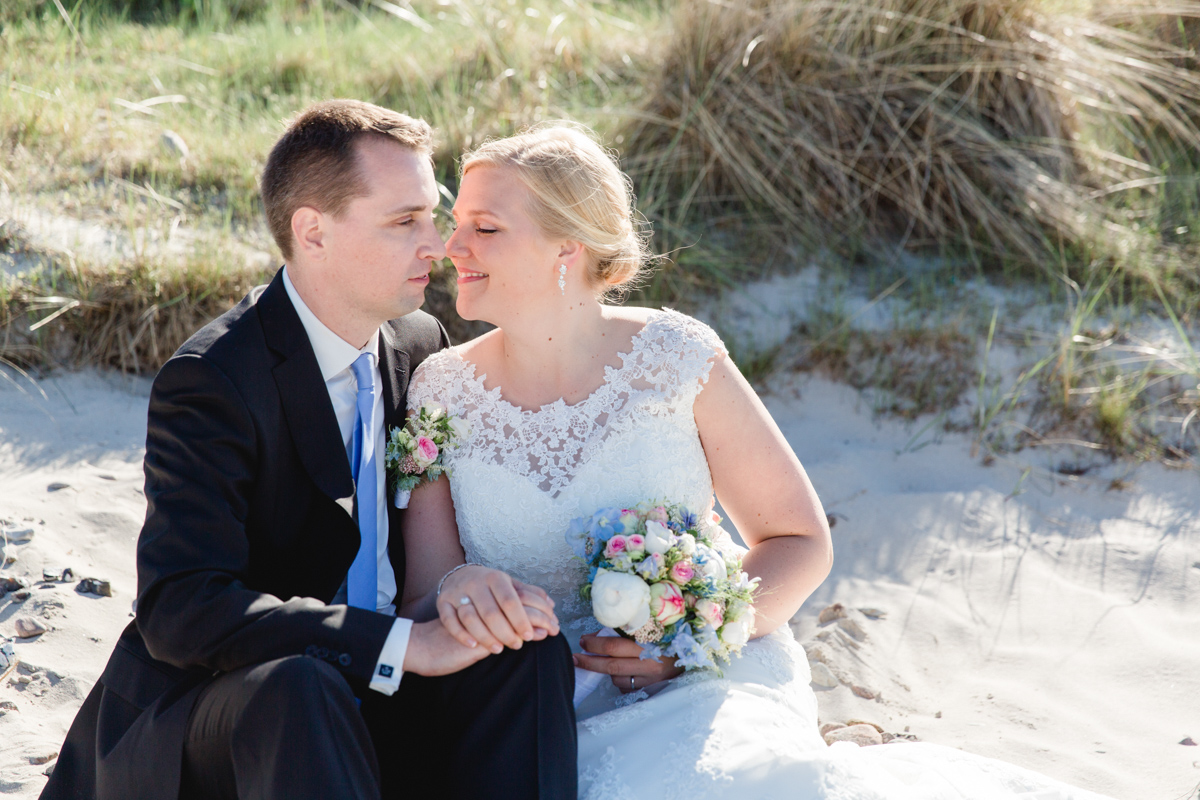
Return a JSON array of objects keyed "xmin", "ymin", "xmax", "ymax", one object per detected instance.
[{"xmin": 436, "ymin": 563, "xmax": 477, "ymax": 597}]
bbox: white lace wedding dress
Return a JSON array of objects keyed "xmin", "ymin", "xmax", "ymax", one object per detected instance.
[{"xmin": 407, "ymin": 308, "xmax": 1113, "ymax": 800}]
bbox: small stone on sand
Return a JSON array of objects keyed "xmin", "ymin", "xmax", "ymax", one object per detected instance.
[
  {"xmin": 824, "ymin": 724, "xmax": 883, "ymax": 747},
  {"xmin": 819, "ymin": 722, "xmax": 845, "ymax": 736},
  {"xmin": 1181, "ymin": 737, "xmax": 1197, "ymax": 746},
  {"xmin": 851, "ymin": 684, "xmax": 877, "ymax": 700},
  {"xmin": 810, "ymin": 663, "xmax": 838, "ymax": 688},
  {"xmin": 837, "ymin": 616, "xmax": 869, "ymax": 641},
  {"xmin": 29, "ymin": 752, "xmax": 58, "ymax": 765},
  {"xmin": 78, "ymin": 577, "xmax": 114, "ymax": 597},
  {"xmin": 2, "ymin": 527, "xmax": 34, "ymax": 543},
  {"xmin": 14, "ymin": 617, "xmax": 48, "ymax": 638},
  {"xmin": 0, "ymin": 700, "xmax": 18, "ymax": 710},
  {"xmin": 46, "ymin": 482, "xmax": 71, "ymax": 492},
  {"xmin": 858, "ymin": 607, "xmax": 887, "ymax": 619},
  {"xmin": 846, "ymin": 719, "xmax": 884, "ymax": 733},
  {"xmin": 818, "ymin": 603, "xmax": 847, "ymax": 624},
  {"xmin": 2, "ymin": 575, "xmax": 29, "ymax": 592}
]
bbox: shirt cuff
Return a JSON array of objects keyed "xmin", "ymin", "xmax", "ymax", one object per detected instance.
[{"xmin": 369, "ymin": 617, "xmax": 412, "ymax": 696}]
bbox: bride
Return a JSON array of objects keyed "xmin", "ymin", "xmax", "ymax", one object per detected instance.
[{"xmin": 399, "ymin": 124, "xmax": 1114, "ymax": 799}]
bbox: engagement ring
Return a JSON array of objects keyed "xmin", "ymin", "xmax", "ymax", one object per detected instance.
[
  {"xmin": 459, "ymin": 596, "xmax": 472, "ymax": 607},
  {"xmin": 629, "ymin": 676, "xmax": 635, "ymax": 690}
]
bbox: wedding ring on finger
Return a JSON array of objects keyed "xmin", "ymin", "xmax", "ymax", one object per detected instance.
[
  {"xmin": 458, "ymin": 596, "xmax": 472, "ymax": 607},
  {"xmin": 629, "ymin": 676, "xmax": 635, "ymax": 691}
]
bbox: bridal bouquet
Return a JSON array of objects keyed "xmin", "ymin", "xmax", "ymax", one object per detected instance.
[
  {"xmin": 384, "ymin": 402, "xmax": 470, "ymax": 508},
  {"xmin": 566, "ymin": 502, "xmax": 759, "ymax": 672}
]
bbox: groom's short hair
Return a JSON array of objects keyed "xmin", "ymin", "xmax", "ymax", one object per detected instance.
[{"xmin": 261, "ymin": 99, "xmax": 433, "ymax": 260}]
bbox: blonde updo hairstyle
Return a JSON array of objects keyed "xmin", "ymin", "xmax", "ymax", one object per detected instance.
[{"xmin": 460, "ymin": 124, "xmax": 650, "ymax": 297}]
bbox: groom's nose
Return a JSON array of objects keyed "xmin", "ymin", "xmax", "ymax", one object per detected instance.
[{"xmin": 420, "ymin": 219, "xmax": 447, "ymax": 261}]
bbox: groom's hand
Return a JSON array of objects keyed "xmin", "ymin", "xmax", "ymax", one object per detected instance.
[
  {"xmin": 403, "ymin": 620, "xmax": 492, "ymax": 676},
  {"xmin": 575, "ymin": 633, "xmax": 685, "ymax": 693},
  {"xmin": 437, "ymin": 566, "xmax": 559, "ymax": 654}
]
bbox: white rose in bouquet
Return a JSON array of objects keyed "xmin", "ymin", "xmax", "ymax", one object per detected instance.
[
  {"xmin": 676, "ymin": 532, "xmax": 697, "ymax": 556},
  {"xmin": 642, "ymin": 520, "xmax": 674, "ymax": 555},
  {"xmin": 720, "ymin": 616, "xmax": 753, "ymax": 648},
  {"xmin": 694, "ymin": 545, "xmax": 726, "ymax": 581},
  {"xmin": 591, "ymin": 569, "xmax": 652, "ymax": 631},
  {"xmin": 447, "ymin": 416, "xmax": 471, "ymax": 440}
]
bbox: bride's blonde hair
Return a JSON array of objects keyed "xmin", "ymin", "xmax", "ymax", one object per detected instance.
[{"xmin": 460, "ymin": 123, "xmax": 650, "ymax": 295}]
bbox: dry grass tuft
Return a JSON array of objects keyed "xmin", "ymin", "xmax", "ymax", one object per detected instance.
[
  {"xmin": 623, "ymin": 0, "xmax": 1200, "ymax": 274},
  {"xmin": 1, "ymin": 254, "xmax": 486, "ymax": 373},
  {"xmin": 799, "ymin": 322, "xmax": 978, "ymax": 419},
  {"xmin": 1, "ymin": 257, "xmax": 270, "ymax": 372}
]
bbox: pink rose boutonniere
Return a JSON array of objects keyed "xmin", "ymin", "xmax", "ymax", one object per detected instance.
[{"xmin": 384, "ymin": 403, "xmax": 471, "ymax": 508}]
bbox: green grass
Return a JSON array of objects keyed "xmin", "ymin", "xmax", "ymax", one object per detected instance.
[
  {"xmin": 2, "ymin": 0, "xmax": 1199, "ymax": 467},
  {"xmin": 1, "ymin": 0, "xmax": 659, "ymax": 228}
]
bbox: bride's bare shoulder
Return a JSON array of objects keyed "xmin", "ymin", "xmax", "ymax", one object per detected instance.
[
  {"xmin": 450, "ymin": 328, "xmax": 502, "ymax": 361},
  {"xmin": 600, "ymin": 304, "xmax": 657, "ymax": 334}
]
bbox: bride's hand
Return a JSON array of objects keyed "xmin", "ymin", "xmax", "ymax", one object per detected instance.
[
  {"xmin": 575, "ymin": 633, "xmax": 684, "ymax": 693},
  {"xmin": 436, "ymin": 565, "xmax": 559, "ymax": 653}
]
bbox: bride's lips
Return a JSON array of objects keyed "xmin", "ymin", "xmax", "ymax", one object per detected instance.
[{"xmin": 457, "ymin": 270, "xmax": 488, "ymax": 285}]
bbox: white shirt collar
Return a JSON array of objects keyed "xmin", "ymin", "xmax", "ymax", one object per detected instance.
[{"xmin": 282, "ymin": 266, "xmax": 380, "ymax": 381}]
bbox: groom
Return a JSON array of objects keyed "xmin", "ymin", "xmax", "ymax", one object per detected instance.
[{"xmin": 42, "ymin": 100, "xmax": 577, "ymax": 800}]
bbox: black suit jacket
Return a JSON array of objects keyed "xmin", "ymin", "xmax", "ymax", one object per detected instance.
[{"xmin": 42, "ymin": 270, "xmax": 449, "ymax": 800}]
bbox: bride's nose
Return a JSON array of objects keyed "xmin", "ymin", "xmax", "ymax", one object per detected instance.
[{"xmin": 445, "ymin": 225, "xmax": 468, "ymax": 258}]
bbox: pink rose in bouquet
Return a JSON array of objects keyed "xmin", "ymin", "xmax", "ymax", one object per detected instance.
[{"xmin": 649, "ymin": 581, "xmax": 687, "ymax": 626}]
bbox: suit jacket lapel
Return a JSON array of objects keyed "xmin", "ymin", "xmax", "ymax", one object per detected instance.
[
  {"xmin": 379, "ymin": 322, "xmax": 411, "ymax": 600},
  {"xmin": 378, "ymin": 323, "xmax": 410, "ymax": 433},
  {"xmin": 258, "ymin": 271, "xmax": 356, "ymax": 508}
]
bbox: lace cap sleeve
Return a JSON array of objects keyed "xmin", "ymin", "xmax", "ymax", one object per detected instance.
[
  {"xmin": 406, "ymin": 349, "xmax": 462, "ymax": 413},
  {"xmin": 629, "ymin": 309, "xmax": 728, "ymax": 403}
]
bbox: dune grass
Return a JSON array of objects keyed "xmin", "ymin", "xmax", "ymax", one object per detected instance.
[{"xmin": 2, "ymin": 0, "xmax": 1199, "ymax": 464}]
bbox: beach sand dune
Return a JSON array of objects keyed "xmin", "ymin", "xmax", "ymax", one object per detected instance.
[{"xmin": 1, "ymin": 370, "xmax": 1196, "ymax": 799}]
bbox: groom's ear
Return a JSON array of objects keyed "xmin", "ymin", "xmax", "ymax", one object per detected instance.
[{"xmin": 291, "ymin": 206, "xmax": 326, "ymax": 260}]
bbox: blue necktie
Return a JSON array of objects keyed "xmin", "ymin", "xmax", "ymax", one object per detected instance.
[{"xmin": 347, "ymin": 353, "xmax": 378, "ymax": 611}]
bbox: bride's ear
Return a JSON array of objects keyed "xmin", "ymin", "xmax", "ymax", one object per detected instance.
[{"xmin": 557, "ymin": 240, "xmax": 586, "ymax": 270}]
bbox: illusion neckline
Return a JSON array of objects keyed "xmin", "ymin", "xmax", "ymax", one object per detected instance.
[{"xmin": 444, "ymin": 308, "xmax": 671, "ymax": 416}]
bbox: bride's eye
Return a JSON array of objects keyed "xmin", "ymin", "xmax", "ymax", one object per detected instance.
[{"xmin": 477, "ymin": 227, "xmax": 498, "ymax": 235}]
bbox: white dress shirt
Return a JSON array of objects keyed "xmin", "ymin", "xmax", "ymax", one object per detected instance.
[{"xmin": 283, "ymin": 267, "xmax": 410, "ymax": 695}]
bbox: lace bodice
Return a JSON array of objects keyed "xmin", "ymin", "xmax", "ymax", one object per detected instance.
[{"xmin": 407, "ymin": 308, "xmax": 727, "ymax": 638}]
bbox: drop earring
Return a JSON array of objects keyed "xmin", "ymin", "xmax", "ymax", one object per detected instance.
[{"xmin": 558, "ymin": 264, "xmax": 567, "ymax": 295}]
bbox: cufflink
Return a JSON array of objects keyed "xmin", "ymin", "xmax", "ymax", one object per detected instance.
[{"xmin": 378, "ymin": 664, "xmax": 394, "ymax": 678}]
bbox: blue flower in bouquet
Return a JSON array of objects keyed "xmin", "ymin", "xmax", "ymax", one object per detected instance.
[
  {"xmin": 692, "ymin": 621, "xmax": 722, "ymax": 654},
  {"xmin": 565, "ymin": 516, "xmax": 592, "ymax": 559},
  {"xmin": 665, "ymin": 623, "xmax": 715, "ymax": 671},
  {"xmin": 678, "ymin": 509, "xmax": 699, "ymax": 529},
  {"xmin": 634, "ymin": 552, "xmax": 665, "ymax": 581},
  {"xmin": 589, "ymin": 507, "xmax": 625, "ymax": 541}
]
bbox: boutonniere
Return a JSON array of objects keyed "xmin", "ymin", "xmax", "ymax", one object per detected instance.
[{"xmin": 385, "ymin": 402, "xmax": 471, "ymax": 508}]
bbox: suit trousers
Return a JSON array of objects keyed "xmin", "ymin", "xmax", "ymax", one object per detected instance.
[{"xmin": 179, "ymin": 633, "xmax": 577, "ymax": 800}]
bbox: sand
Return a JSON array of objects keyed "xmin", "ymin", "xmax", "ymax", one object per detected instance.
[{"xmin": 1, "ymin": 367, "xmax": 1197, "ymax": 799}]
